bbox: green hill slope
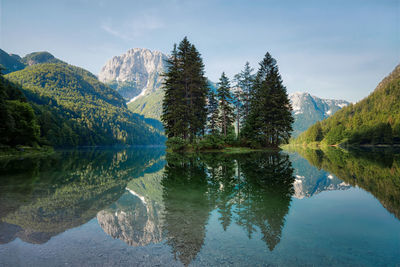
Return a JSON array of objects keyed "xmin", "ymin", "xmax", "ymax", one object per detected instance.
[
  {"xmin": 6, "ymin": 63, "xmax": 165, "ymax": 146},
  {"xmin": 128, "ymin": 89, "xmax": 164, "ymax": 120},
  {"xmin": 128, "ymin": 80, "xmax": 217, "ymax": 120},
  {"xmin": 295, "ymin": 64, "xmax": 400, "ymax": 146},
  {"xmin": 0, "ymin": 73, "xmax": 40, "ymax": 147}
]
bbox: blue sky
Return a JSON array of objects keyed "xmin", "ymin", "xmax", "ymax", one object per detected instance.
[{"xmin": 1, "ymin": 0, "xmax": 398, "ymax": 102}]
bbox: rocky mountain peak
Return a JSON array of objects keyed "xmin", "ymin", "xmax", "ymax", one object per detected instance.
[
  {"xmin": 98, "ymin": 48, "xmax": 168, "ymax": 101},
  {"xmin": 289, "ymin": 92, "xmax": 350, "ymax": 137}
]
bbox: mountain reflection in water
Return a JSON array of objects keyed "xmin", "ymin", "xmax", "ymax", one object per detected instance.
[
  {"xmin": 96, "ymin": 151, "xmax": 295, "ymax": 265},
  {"xmin": 0, "ymin": 147, "xmax": 399, "ymax": 266}
]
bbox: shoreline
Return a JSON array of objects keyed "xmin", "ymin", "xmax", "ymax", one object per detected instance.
[{"xmin": 0, "ymin": 146, "xmax": 54, "ymax": 159}]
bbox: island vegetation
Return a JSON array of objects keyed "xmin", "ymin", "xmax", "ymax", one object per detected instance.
[{"xmin": 161, "ymin": 37, "xmax": 294, "ymax": 151}]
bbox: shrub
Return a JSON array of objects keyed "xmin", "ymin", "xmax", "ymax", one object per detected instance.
[
  {"xmin": 166, "ymin": 137, "xmax": 188, "ymax": 151},
  {"xmin": 196, "ymin": 134, "xmax": 225, "ymax": 150}
]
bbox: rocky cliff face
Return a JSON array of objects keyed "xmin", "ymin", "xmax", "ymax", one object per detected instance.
[
  {"xmin": 290, "ymin": 92, "xmax": 349, "ymax": 137},
  {"xmin": 96, "ymin": 170, "xmax": 165, "ymax": 247},
  {"xmin": 98, "ymin": 48, "xmax": 168, "ymax": 101}
]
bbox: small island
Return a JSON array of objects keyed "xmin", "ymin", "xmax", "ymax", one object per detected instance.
[{"xmin": 161, "ymin": 37, "xmax": 294, "ymax": 152}]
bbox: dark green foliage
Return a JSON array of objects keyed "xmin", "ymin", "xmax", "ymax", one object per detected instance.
[
  {"xmin": 161, "ymin": 38, "xmax": 208, "ymax": 142},
  {"xmin": 234, "ymin": 62, "xmax": 255, "ymax": 124},
  {"xmin": 162, "ymin": 151, "xmax": 294, "ymax": 258},
  {"xmin": 0, "ymin": 73, "xmax": 40, "ymax": 147},
  {"xmin": 162, "ymin": 45, "xmax": 293, "ymax": 149},
  {"xmin": 242, "ymin": 53, "xmax": 294, "ymax": 148},
  {"xmin": 217, "ymin": 72, "xmax": 234, "ymax": 137},
  {"xmin": 207, "ymin": 90, "xmax": 219, "ymax": 134},
  {"xmin": 165, "ymin": 137, "xmax": 188, "ymax": 151},
  {"xmin": 196, "ymin": 134, "xmax": 224, "ymax": 150},
  {"xmin": 6, "ymin": 63, "xmax": 165, "ymax": 146},
  {"xmin": 296, "ymin": 64, "xmax": 400, "ymax": 146}
]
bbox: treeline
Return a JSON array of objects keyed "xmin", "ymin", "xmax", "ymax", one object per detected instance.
[
  {"xmin": 161, "ymin": 37, "xmax": 293, "ymax": 151},
  {"xmin": 0, "ymin": 68, "xmax": 40, "ymax": 147},
  {"xmin": 294, "ymin": 64, "xmax": 400, "ymax": 146},
  {"xmin": 2, "ymin": 63, "xmax": 165, "ymax": 148}
]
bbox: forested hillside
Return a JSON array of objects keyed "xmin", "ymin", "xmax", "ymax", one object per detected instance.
[
  {"xmin": 295, "ymin": 64, "xmax": 400, "ymax": 146},
  {"xmin": 5, "ymin": 63, "xmax": 165, "ymax": 146},
  {"xmin": 0, "ymin": 71, "xmax": 40, "ymax": 147}
]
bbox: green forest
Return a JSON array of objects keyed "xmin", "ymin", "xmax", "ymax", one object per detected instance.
[
  {"xmin": 162, "ymin": 37, "xmax": 294, "ymax": 151},
  {"xmin": 1, "ymin": 62, "xmax": 165, "ymax": 148},
  {"xmin": 294, "ymin": 64, "xmax": 400, "ymax": 146}
]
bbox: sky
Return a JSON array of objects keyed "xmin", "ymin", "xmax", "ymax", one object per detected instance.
[{"xmin": 1, "ymin": 0, "xmax": 399, "ymax": 102}]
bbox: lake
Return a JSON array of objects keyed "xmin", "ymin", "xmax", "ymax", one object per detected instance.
[{"xmin": 0, "ymin": 147, "xmax": 399, "ymax": 266}]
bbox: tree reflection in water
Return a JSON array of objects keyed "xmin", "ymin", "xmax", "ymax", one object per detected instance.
[{"xmin": 161, "ymin": 151, "xmax": 295, "ymax": 265}]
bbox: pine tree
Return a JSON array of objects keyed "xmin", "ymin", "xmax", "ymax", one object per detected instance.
[
  {"xmin": 243, "ymin": 53, "xmax": 293, "ymax": 147},
  {"xmin": 162, "ymin": 37, "xmax": 209, "ymax": 142},
  {"xmin": 207, "ymin": 90, "xmax": 219, "ymax": 134},
  {"xmin": 217, "ymin": 72, "xmax": 234, "ymax": 137},
  {"xmin": 161, "ymin": 44, "xmax": 187, "ymax": 138},
  {"xmin": 234, "ymin": 62, "xmax": 254, "ymax": 123},
  {"xmin": 232, "ymin": 85, "xmax": 241, "ymax": 136},
  {"xmin": 186, "ymin": 43, "xmax": 208, "ymax": 140}
]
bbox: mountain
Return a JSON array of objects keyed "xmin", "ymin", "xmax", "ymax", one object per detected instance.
[
  {"xmin": 0, "ymin": 49, "xmax": 25, "ymax": 74},
  {"xmin": 21, "ymin": 51, "xmax": 65, "ymax": 66},
  {"xmin": 292, "ymin": 146, "xmax": 400, "ymax": 219},
  {"xmin": 295, "ymin": 64, "xmax": 400, "ymax": 145},
  {"xmin": 290, "ymin": 92, "xmax": 349, "ymax": 137},
  {"xmin": 5, "ymin": 62, "xmax": 165, "ymax": 146},
  {"xmin": 289, "ymin": 152, "xmax": 351, "ymax": 199},
  {"xmin": 99, "ymin": 48, "xmax": 347, "ymax": 131},
  {"xmin": 98, "ymin": 48, "xmax": 168, "ymax": 102},
  {"xmin": 97, "ymin": 169, "xmax": 165, "ymax": 247},
  {"xmin": 0, "ymin": 50, "xmax": 65, "ymax": 75}
]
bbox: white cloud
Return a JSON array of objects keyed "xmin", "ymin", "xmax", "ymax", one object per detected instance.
[{"xmin": 101, "ymin": 13, "xmax": 164, "ymax": 40}]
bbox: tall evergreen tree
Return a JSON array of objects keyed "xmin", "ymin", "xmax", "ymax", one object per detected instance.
[
  {"xmin": 161, "ymin": 37, "xmax": 209, "ymax": 142},
  {"xmin": 162, "ymin": 44, "xmax": 186, "ymax": 138},
  {"xmin": 217, "ymin": 72, "xmax": 234, "ymax": 137},
  {"xmin": 207, "ymin": 90, "xmax": 219, "ymax": 134},
  {"xmin": 243, "ymin": 53, "xmax": 293, "ymax": 147},
  {"xmin": 234, "ymin": 62, "xmax": 254, "ymax": 123},
  {"xmin": 232, "ymin": 85, "xmax": 241, "ymax": 136}
]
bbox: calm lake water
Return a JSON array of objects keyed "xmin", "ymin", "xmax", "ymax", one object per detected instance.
[{"xmin": 0, "ymin": 147, "xmax": 399, "ymax": 266}]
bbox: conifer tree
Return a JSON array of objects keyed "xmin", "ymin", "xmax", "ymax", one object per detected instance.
[
  {"xmin": 161, "ymin": 37, "xmax": 209, "ymax": 142},
  {"xmin": 232, "ymin": 85, "xmax": 241, "ymax": 136},
  {"xmin": 243, "ymin": 53, "xmax": 293, "ymax": 147},
  {"xmin": 217, "ymin": 72, "xmax": 234, "ymax": 137},
  {"xmin": 234, "ymin": 62, "xmax": 254, "ymax": 122},
  {"xmin": 161, "ymin": 44, "xmax": 187, "ymax": 138},
  {"xmin": 207, "ymin": 90, "xmax": 219, "ymax": 134}
]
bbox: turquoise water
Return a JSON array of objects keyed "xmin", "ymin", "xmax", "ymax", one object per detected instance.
[{"xmin": 0, "ymin": 147, "xmax": 399, "ymax": 266}]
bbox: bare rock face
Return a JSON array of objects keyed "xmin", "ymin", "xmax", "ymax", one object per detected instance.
[
  {"xmin": 97, "ymin": 190, "xmax": 164, "ymax": 247},
  {"xmin": 289, "ymin": 92, "xmax": 349, "ymax": 137},
  {"xmin": 98, "ymin": 48, "xmax": 168, "ymax": 102}
]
